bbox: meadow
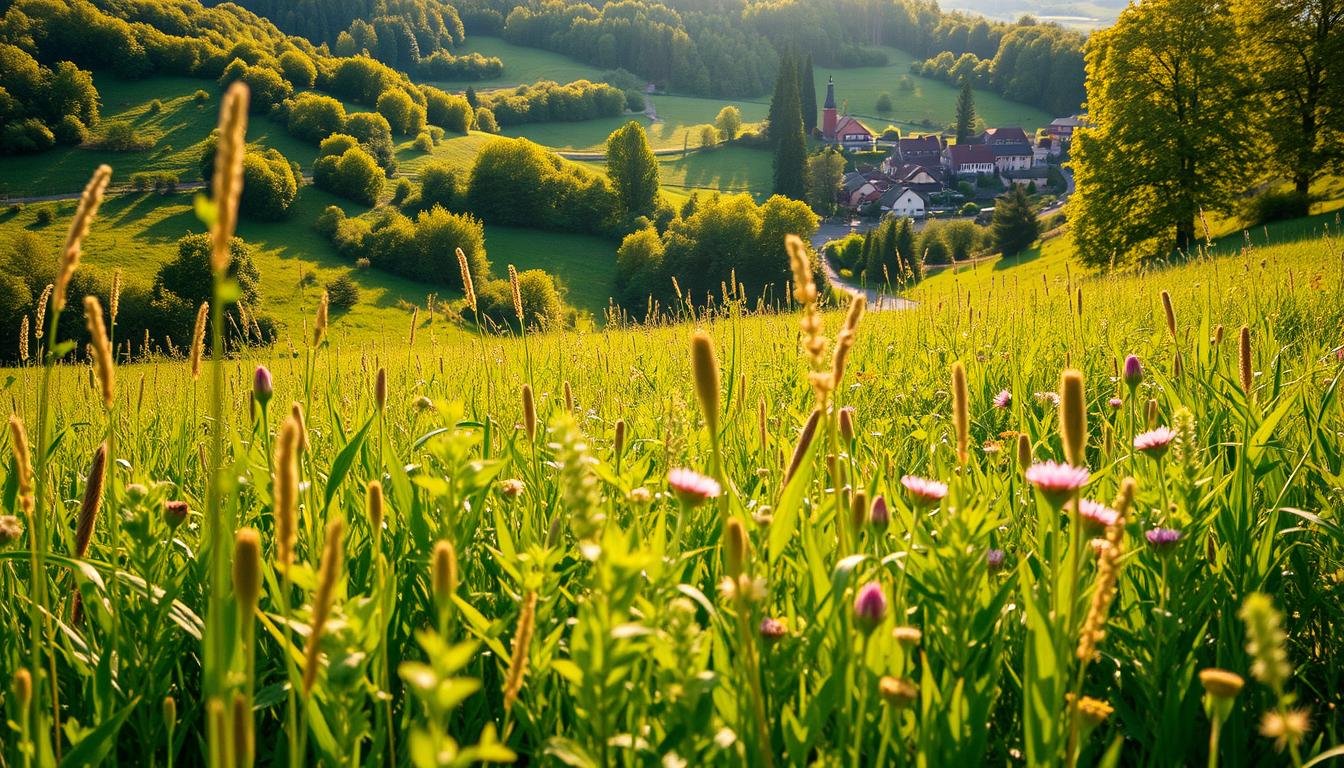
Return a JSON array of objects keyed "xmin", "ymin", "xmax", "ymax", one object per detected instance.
[{"xmin": 3, "ymin": 111, "xmax": 1344, "ymax": 768}]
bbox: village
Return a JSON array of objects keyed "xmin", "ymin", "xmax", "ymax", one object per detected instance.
[{"xmin": 820, "ymin": 77, "xmax": 1081, "ymax": 220}]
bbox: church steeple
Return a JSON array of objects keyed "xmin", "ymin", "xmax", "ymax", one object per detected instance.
[{"xmin": 822, "ymin": 76, "xmax": 838, "ymax": 141}]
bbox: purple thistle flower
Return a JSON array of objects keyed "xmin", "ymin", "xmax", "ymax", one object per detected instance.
[
  {"xmin": 667, "ymin": 468, "xmax": 721, "ymax": 506},
  {"xmin": 253, "ymin": 365, "xmax": 273, "ymax": 406},
  {"xmin": 1123, "ymin": 355, "xmax": 1143, "ymax": 389},
  {"xmin": 1134, "ymin": 427, "xmax": 1177, "ymax": 459},
  {"xmin": 1035, "ymin": 391, "xmax": 1061, "ymax": 407},
  {"xmin": 987, "ymin": 548, "xmax": 1007, "ymax": 572},
  {"xmin": 1025, "ymin": 461, "xmax": 1090, "ymax": 506},
  {"xmin": 993, "ymin": 389, "xmax": 1012, "ymax": 409},
  {"xmin": 759, "ymin": 617, "xmax": 787, "ymax": 643},
  {"xmin": 1145, "ymin": 527, "xmax": 1182, "ymax": 552},
  {"xmin": 869, "ymin": 495, "xmax": 890, "ymax": 527},
  {"xmin": 901, "ymin": 475, "xmax": 948, "ymax": 507},
  {"xmin": 1108, "ymin": 397, "xmax": 1123, "ymax": 409},
  {"xmin": 853, "ymin": 582, "xmax": 888, "ymax": 634},
  {"xmin": 1077, "ymin": 499, "xmax": 1118, "ymax": 532}
]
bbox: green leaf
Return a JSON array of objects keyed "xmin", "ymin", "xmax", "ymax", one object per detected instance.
[
  {"xmin": 193, "ymin": 193, "xmax": 217, "ymax": 227},
  {"xmin": 60, "ymin": 697, "xmax": 139, "ymax": 768},
  {"xmin": 324, "ymin": 415, "xmax": 375, "ymax": 512},
  {"xmin": 770, "ymin": 439, "xmax": 816, "ymax": 564}
]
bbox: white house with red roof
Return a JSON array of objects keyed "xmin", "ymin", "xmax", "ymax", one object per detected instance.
[{"xmin": 946, "ymin": 143, "xmax": 996, "ymax": 176}]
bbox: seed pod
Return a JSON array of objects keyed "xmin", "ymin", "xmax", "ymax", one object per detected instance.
[
  {"xmin": 613, "ymin": 419, "xmax": 626, "ymax": 461},
  {"xmin": 375, "ymin": 367, "xmax": 386, "ymax": 412},
  {"xmin": 13, "ymin": 668, "xmax": 31, "ymax": 709},
  {"xmin": 1146, "ymin": 398, "xmax": 1159, "ymax": 429},
  {"xmin": 1161, "ymin": 290, "xmax": 1176, "ymax": 338},
  {"xmin": 850, "ymin": 489, "xmax": 868, "ymax": 531},
  {"xmin": 1059, "ymin": 369, "xmax": 1086, "ymax": 467},
  {"xmin": 1017, "ymin": 432, "xmax": 1032, "ymax": 471}
]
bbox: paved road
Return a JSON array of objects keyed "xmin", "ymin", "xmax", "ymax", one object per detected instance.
[{"xmin": 811, "ymin": 219, "xmax": 917, "ymax": 310}]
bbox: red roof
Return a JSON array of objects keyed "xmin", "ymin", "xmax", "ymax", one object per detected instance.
[
  {"xmin": 949, "ymin": 144, "xmax": 995, "ymax": 168},
  {"xmin": 833, "ymin": 115, "xmax": 873, "ymax": 139}
]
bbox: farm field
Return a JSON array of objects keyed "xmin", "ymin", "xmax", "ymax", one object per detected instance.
[
  {"xmin": 424, "ymin": 35, "xmax": 609, "ymax": 91},
  {"xmin": 814, "ymin": 47, "xmax": 1055, "ymax": 131}
]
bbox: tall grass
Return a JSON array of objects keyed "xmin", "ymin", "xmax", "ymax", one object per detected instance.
[{"xmin": 2, "ymin": 85, "xmax": 1344, "ymax": 767}]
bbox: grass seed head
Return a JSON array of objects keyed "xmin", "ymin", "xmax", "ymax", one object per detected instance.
[
  {"xmin": 367, "ymin": 480, "xmax": 384, "ymax": 533},
  {"xmin": 951, "ymin": 361, "xmax": 969, "ymax": 464},
  {"xmin": 189, "ymin": 302, "xmax": 209, "ymax": 380},
  {"xmin": 273, "ymin": 416, "xmax": 301, "ymax": 571},
  {"xmin": 19, "ymin": 315, "xmax": 29, "ymax": 362},
  {"xmin": 1161, "ymin": 290, "xmax": 1176, "ymax": 339},
  {"xmin": 8, "ymin": 415, "xmax": 33, "ymax": 517},
  {"xmin": 313, "ymin": 291, "xmax": 329, "ymax": 348},
  {"xmin": 84, "ymin": 297, "xmax": 114, "ymax": 408},
  {"xmin": 375, "ymin": 367, "xmax": 387, "ymax": 412},
  {"xmin": 54, "ymin": 165, "xmax": 112, "ymax": 313},
  {"xmin": 509, "ymin": 264, "xmax": 523, "ymax": 322},
  {"xmin": 210, "ymin": 82, "xmax": 249, "ymax": 274},
  {"xmin": 456, "ymin": 247, "xmax": 477, "ymax": 313},
  {"xmin": 303, "ymin": 517, "xmax": 345, "ymax": 695},
  {"xmin": 431, "ymin": 539, "xmax": 458, "ymax": 610},
  {"xmin": 232, "ymin": 692, "xmax": 253, "ymax": 768},
  {"xmin": 521, "ymin": 384, "xmax": 536, "ymax": 441},
  {"xmin": 1059, "ymin": 369, "xmax": 1086, "ymax": 467},
  {"xmin": 1239, "ymin": 325, "xmax": 1253, "ymax": 395},
  {"xmin": 232, "ymin": 528, "xmax": 262, "ymax": 622},
  {"xmin": 13, "ymin": 668, "xmax": 31, "ymax": 709},
  {"xmin": 613, "ymin": 419, "xmax": 626, "ymax": 459},
  {"xmin": 691, "ymin": 331, "xmax": 721, "ymax": 436},
  {"xmin": 785, "ymin": 408, "xmax": 822, "ymax": 484},
  {"xmin": 724, "ymin": 517, "xmax": 748, "ymax": 579},
  {"xmin": 75, "ymin": 442, "xmax": 108, "ymax": 558}
]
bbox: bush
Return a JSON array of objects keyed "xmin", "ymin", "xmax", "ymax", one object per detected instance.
[
  {"xmin": 154, "ymin": 233, "xmax": 260, "ymax": 306},
  {"xmin": 376, "ymin": 88, "xmax": 427, "ymax": 135},
  {"xmin": 239, "ymin": 149, "xmax": 300, "ymax": 220},
  {"xmin": 325, "ymin": 273, "xmax": 360, "ymax": 310},
  {"xmin": 314, "ymin": 145, "xmax": 385, "ymax": 206},
  {"xmin": 1241, "ymin": 188, "xmax": 1310, "ymax": 226},
  {"xmin": 287, "ymin": 93, "xmax": 347, "ymax": 143},
  {"xmin": 34, "ymin": 208, "xmax": 54, "ymax": 226},
  {"xmin": 413, "ymin": 132, "xmax": 433, "ymax": 153},
  {"xmin": 278, "ymin": 50, "xmax": 317, "ymax": 88},
  {"xmin": 391, "ymin": 177, "xmax": 414, "ymax": 206},
  {"xmin": 466, "ymin": 137, "xmax": 619, "ymax": 236},
  {"xmin": 315, "ymin": 205, "xmax": 346, "ymax": 238},
  {"xmin": 343, "ymin": 111, "xmax": 396, "ymax": 171},
  {"xmin": 53, "ymin": 115, "xmax": 88, "ymax": 145},
  {"xmin": 92, "ymin": 120, "xmax": 155, "ymax": 151},
  {"xmin": 478, "ymin": 271, "xmax": 565, "ymax": 331},
  {"xmin": 478, "ymin": 80, "xmax": 625, "ymax": 127},
  {"xmin": 625, "ymin": 90, "xmax": 646, "ymax": 113},
  {"xmin": 875, "ymin": 92, "xmax": 893, "ymax": 113},
  {"xmin": 321, "ymin": 206, "xmax": 488, "ymax": 294},
  {"xmin": 419, "ymin": 162, "xmax": 459, "ymax": 211},
  {"xmin": 616, "ymin": 226, "xmax": 665, "ymax": 309},
  {"xmin": 193, "ymin": 89, "xmax": 211, "ymax": 104},
  {"xmin": 960, "ymin": 202, "xmax": 980, "ymax": 216},
  {"xmin": 0, "ymin": 119, "xmax": 55, "ymax": 154},
  {"xmin": 474, "ymin": 107, "xmax": 498, "ymax": 133},
  {"xmin": 146, "ymin": 99, "xmax": 163, "ymax": 115},
  {"xmin": 421, "ymin": 86, "xmax": 473, "ymax": 134}
]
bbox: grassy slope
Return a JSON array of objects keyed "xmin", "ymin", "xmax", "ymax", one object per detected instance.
[
  {"xmin": 425, "ymin": 36, "xmax": 609, "ymax": 91},
  {"xmin": 814, "ymin": 47, "xmax": 1054, "ymax": 132},
  {"xmin": 0, "ymin": 75, "xmax": 320, "ymax": 198}
]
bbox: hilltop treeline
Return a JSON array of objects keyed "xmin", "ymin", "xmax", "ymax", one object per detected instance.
[{"xmin": 456, "ymin": 0, "xmax": 1083, "ymax": 111}]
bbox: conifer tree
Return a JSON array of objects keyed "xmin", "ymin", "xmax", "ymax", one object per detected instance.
[
  {"xmin": 771, "ymin": 56, "xmax": 807, "ymax": 200},
  {"xmin": 799, "ymin": 53, "xmax": 818, "ymax": 135},
  {"xmin": 991, "ymin": 185, "xmax": 1040, "ymax": 257},
  {"xmin": 955, "ymin": 76, "xmax": 976, "ymax": 143}
]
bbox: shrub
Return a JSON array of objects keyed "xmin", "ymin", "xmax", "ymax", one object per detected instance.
[
  {"xmin": 413, "ymin": 132, "xmax": 433, "ymax": 153},
  {"xmin": 93, "ymin": 120, "xmax": 155, "ymax": 151},
  {"xmin": 960, "ymin": 202, "xmax": 980, "ymax": 216},
  {"xmin": 314, "ymin": 145, "xmax": 385, "ymax": 206},
  {"xmin": 287, "ymin": 93, "xmax": 347, "ymax": 143},
  {"xmin": 391, "ymin": 177, "xmax": 414, "ymax": 206},
  {"xmin": 343, "ymin": 111, "xmax": 396, "ymax": 171},
  {"xmin": 1241, "ymin": 188, "xmax": 1310, "ymax": 226},
  {"xmin": 154, "ymin": 233, "xmax": 260, "ymax": 306},
  {"xmin": 918, "ymin": 225, "xmax": 951, "ymax": 265},
  {"xmin": 466, "ymin": 137, "xmax": 619, "ymax": 236},
  {"xmin": 239, "ymin": 149, "xmax": 300, "ymax": 221},
  {"xmin": 1, "ymin": 119, "xmax": 58, "ymax": 154},
  {"xmin": 376, "ymin": 88, "xmax": 427, "ymax": 135},
  {"xmin": 146, "ymin": 99, "xmax": 164, "ymax": 115},
  {"xmin": 625, "ymin": 90, "xmax": 646, "ymax": 112},
  {"xmin": 278, "ymin": 50, "xmax": 317, "ymax": 88},
  {"xmin": 53, "ymin": 115, "xmax": 88, "ymax": 145},
  {"xmin": 875, "ymin": 92, "xmax": 893, "ymax": 113},
  {"xmin": 421, "ymin": 86, "xmax": 473, "ymax": 134},
  {"xmin": 315, "ymin": 205, "xmax": 346, "ymax": 238},
  {"xmin": 193, "ymin": 89, "xmax": 211, "ymax": 104},
  {"xmin": 616, "ymin": 226, "xmax": 666, "ymax": 309},
  {"xmin": 474, "ymin": 106, "xmax": 498, "ymax": 133},
  {"xmin": 478, "ymin": 271, "xmax": 564, "ymax": 331},
  {"xmin": 418, "ymin": 162, "xmax": 459, "ymax": 211},
  {"xmin": 34, "ymin": 208, "xmax": 54, "ymax": 226},
  {"xmin": 325, "ymin": 273, "xmax": 360, "ymax": 309}
]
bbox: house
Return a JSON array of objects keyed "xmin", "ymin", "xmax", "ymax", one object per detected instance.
[
  {"xmin": 841, "ymin": 171, "xmax": 883, "ymax": 208},
  {"xmin": 1047, "ymin": 116, "xmax": 1084, "ymax": 149},
  {"xmin": 880, "ymin": 186, "xmax": 926, "ymax": 218},
  {"xmin": 832, "ymin": 115, "xmax": 875, "ymax": 150},
  {"xmin": 879, "ymin": 161, "xmax": 943, "ymax": 195},
  {"xmin": 981, "ymin": 127, "xmax": 1030, "ymax": 146},
  {"xmin": 946, "ymin": 143, "xmax": 996, "ymax": 176},
  {"xmin": 896, "ymin": 135, "xmax": 943, "ymax": 168},
  {"xmin": 988, "ymin": 141, "xmax": 1034, "ymax": 173},
  {"xmin": 1033, "ymin": 137, "xmax": 1051, "ymax": 166}
]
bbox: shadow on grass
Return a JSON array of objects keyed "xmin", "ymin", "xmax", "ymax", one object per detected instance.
[{"xmin": 993, "ymin": 244, "xmax": 1043, "ymax": 271}]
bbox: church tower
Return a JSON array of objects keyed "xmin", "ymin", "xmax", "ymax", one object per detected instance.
[{"xmin": 822, "ymin": 76, "xmax": 837, "ymax": 141}]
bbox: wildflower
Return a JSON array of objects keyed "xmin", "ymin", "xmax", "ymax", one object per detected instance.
[
  {"xmin": 983, "ymin": 439, "xmax": 1001, "ymax": 455},
  {"xmin": 1199, "ymin": 669, "xmax": 1245, "ymax": 700},
  {"xmin": 413, "ymin": 395, "xmax": 433, "ymax": 412},
  {"xmin": 1134, "ymin": 427, "xmax": 1176, "ymax": 458},
  {"xmin": 668, "ymin": 468, "xmax": 721, "ymax": 506},
  {"xmin": 987, "ymin": 548, "xmax": 1007, "ymax": 571},
  {"xmin": 1076, "ymin": 478, "xmax": 1135, "ymax": 663},
  {"xmin": 759, "ymin": 617, "xmax": 788, "ymax": 643},
  {"xmin": 253, "ymin": 366, "xmax": 273, "ymax": 406},
  {"xmin": 901, "ymin": 475, "xmax": 948, "ymax": 507},
  {"xmin": 891, "ymin": 626, "xmax": 922, "ymax": 647},
  {"xmin": 1059, "ymin": 369, "xmax": 1087, "ymax": 467},
  {"xmin": 718, "ymin": 573, "xmax": 768, "ymax": 603},
  {"xmin": 1034, "ymin": 391, "xmax": 1060, "ymax": 407},
  {"xmin": 1259, "ymin": 709, "xmax": 1311, "ymax": 753},
  {"xmin": 1077, "ymin": 499, "xmax": 1119, "ymax": 532},
  {"xmin": 1073, "ymin": 695, "xmax": 1114, "ymax": 727},
  {"xmin": 1025, "ymin": 461, "xmax": 1090, "ymax": 505},
  {"xmin": 1108, "ymin": 397, "xmax": 1123, "ymax": 409},
  {"xmin": 628, "ymin": 487, "xmax": 652, "ymax": 505},
  {"xmin": 163, "ymin": 500, "xmax": 189, "ymax": 529},
  {"xmin": 878, "ymin": 676, "xmax": 918, "ymax": 708},
  {"xmin": 1123, "ymin": 355, "xmax": 1143, "ymax": 390},
  {"xmin": 993, "ymin": 389, "xmax": 1012, "ymax": 409},
  {"xmin": 1145, "ymin": 527, "xmax": 1182, "ymax": 552},
  {"xmin": 869, "ymin": 495, "xmax": 889, "ymax": 527},
  {"xmin": 853, "ymin": 581, "xmax": 887, "ymax": 634},
  {"xmin": 0, "ymin": 515, "xmax": 22, "ymax": 547}
]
